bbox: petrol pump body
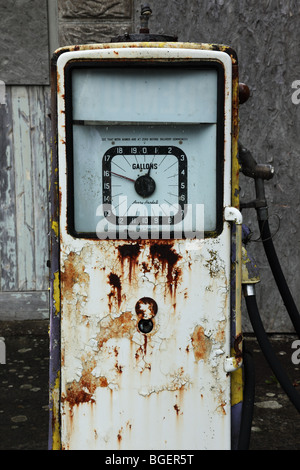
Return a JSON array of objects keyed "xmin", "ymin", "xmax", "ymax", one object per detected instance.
[{"xmin": 49, "ymin": 42, "xmax": 242, "ymax": 450}]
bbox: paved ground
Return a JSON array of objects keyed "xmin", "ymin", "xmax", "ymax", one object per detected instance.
[{"xmin": 0, "ymin": 320, "xmax": 299, "ymax": 451}]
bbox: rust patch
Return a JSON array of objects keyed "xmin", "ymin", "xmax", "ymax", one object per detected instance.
[
  {"xmin": 135, "ymin": 297, "xmax": 157, "ymax": 320},
  {"xmin": 217, "ymin": 389, "xmax": 227, "ymax": 415},
  {"xmin": 205, "ymin": 250, "xmax": 221, "ymax": 278},
  {"xmin": 118, "ymin": 243, "xmax": 140, "ymax": 281},
  {"xmin": 149, "ymin": 242, "xmax": 182, "ymax": 296},
  {"xmin": 62, "ymin": 359, "xmax": 108, "ymax": 407},
  {"xmin": 191, "ymin": 326, "xmax": 211, "ymax": 362},
  {"xmin": 117, "ymin": 427, "xmax": 123, "ymax": 445},
  {"xmin": 233, "ymin": 333, "xmax": 243, "ymax": 366},
  {"xmin": 97, "ymin": 311, "xmax": 136, "ymax": 350},
  {"xmin": 141, "ymin": 261, "xmax": 150, "ymax": 273},
  {"xmin": 108, "ymin": 273, "xmax": 122, "ymax": 309},
  {"xmin": 115, "ymin": 361, "xmax": 123, "ymax": 374},
  {"xmin": 60, "ymin": 251, "xmax": 90, "ymax": 302},
  {"xmin": 215, "ymin": 321, "xmax": 226, "ymax": 343}
]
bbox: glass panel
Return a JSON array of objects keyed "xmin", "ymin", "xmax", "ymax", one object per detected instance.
[{"xmin": 72, "ymin": 68, "xmax": 218, "ymax": 124}]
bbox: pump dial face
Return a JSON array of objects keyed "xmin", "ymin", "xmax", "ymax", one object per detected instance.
[{"xmin": 102, "ymin": 146, "xmax": 187, "ymax": 227}]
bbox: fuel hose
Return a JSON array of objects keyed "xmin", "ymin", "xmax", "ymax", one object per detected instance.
[
  {"xmin": 244, "ymin": 286, "xmax": 300, "ymax": 413},
  {"xmin": 239, "ymin": 143, "xmax": 300, "ymax": 338},
  {"xmin": 258, "ymin": 218, "xmax": 300, "ymax": 339}
]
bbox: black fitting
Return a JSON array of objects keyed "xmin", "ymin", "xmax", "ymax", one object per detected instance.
[
  {"xmin": 239, "ymin": 143, "xmax": 274, "ymax": 181},
  {"xmin": 239, "ymin": 143, "xmax": 274, "ymax": 219},
  {"xmin": 140, "ymin": 4, "xmax": 152, "ymax": 33},
  {"xmin": 111, "ymin": 3, "xmax": 177, "ymax": 42}
]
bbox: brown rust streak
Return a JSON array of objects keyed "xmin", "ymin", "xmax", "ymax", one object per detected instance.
[
  {"xmin": 217, "ymin": 389, "xmax": 227, "ymax": 415},
  {"xmin": 149, "ymin": 242, "xmax": 182, "ymax": 296},
  {"xmin": 215, "ymin": 320, "xmax": 226, "ymax": 343},
  {"xmin": 233, "ymin": 333, "xmax": 243, "ymax": 366},
  {"xmin": 60, "ymin": 251, "xmax": 89, "ymax": 302},
  {"xmin": 117, "ymin": 243, "xmax": 140, "ymax": 281},
  {"xmin": 62, "ymin": 359, "xmax": 108, "ymax": 407},
  {"xmin": 191, "ymin": 326, "xmax": 211, "ymax": 362},
  {"xmin": 97, "ymin": 311, "xmax": 136, "ymax": 350},
  {"xmin": 205, "ymin": 250, "xmax": 220, "ymax": 278},
  {"xmin": 108, "ymin": 273, "xmax": 122, "ymax": 309}
]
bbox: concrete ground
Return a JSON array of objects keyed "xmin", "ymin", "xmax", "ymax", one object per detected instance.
[{"xmin": 0, "ymin": 320, "xmax": 299, "ymax": 451}]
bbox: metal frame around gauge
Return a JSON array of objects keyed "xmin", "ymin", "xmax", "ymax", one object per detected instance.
[{"xmin": 63, "ymin": 60, "xmax": 225, "ymax": 239}]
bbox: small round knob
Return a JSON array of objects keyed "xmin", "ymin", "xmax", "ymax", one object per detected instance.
[
  {"xmin": 138, "ymin": 319, "xmax": 153, "ymax": 334},
  {"xmin": 134, "ymin": 174, "xmax": 156, "ymax": 198}
]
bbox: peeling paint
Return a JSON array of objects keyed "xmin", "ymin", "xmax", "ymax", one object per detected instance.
[
  {"xmin": 60, "ymin": 251, "xmax": 90, "ymax": 303},
  {"xmin": 191, "ymin": 325, "xmax": 211, "ymax": 361},
  {"xmin": 63, "ymin": 360, "xmax": 108, "ymax": 407},
  {"xmin": 97, "ymin": 311, "xmax": 136, "ymax": 350}
]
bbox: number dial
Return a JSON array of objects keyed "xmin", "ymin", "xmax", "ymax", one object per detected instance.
[{"xmin": 102, "ymin": 146, "xmax": 187, "ymax": 226}]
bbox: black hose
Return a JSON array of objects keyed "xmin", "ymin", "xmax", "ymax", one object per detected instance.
[
  {"xmin": 258, "ymin": 219, "xmax": 300, "ymax": 339},
  {"xmin": 238, "ymin": 347, "xmax": 255, "ymax": 450},
  {"xmin": 245, "ymin": 293, "xmax": 300, "ymax": 413}
]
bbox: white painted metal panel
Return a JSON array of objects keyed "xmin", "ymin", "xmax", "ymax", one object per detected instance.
[{"xmin": 57, "ymin": 46, "xmax": 234, "ymax": 450}]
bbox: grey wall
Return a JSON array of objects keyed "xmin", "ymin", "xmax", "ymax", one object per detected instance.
[
  {"xmin": 0, "ymin": 0, "xmax": 50, "ymax": 85},
  {"xmin": 133, "ymin": 0, "xmax": 300, "ymax": 332},
  {"xmin": 58, "ymin": 0, "xmax": 133, "ymax": 45},
  {"xmin": 0, "ymin": 0, "xmax": 52, "ymax": 320}
]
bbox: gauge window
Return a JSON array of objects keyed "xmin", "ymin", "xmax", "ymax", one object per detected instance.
[{"xmin": 102, "ymin": 145, "xmax": 187, "ymax": 227}]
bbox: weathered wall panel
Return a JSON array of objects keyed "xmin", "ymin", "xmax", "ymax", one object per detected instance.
[
  {"xmin": 0, "ymin": 291, "xmax": 49, "ymax": 320},
  {"xmin": 0, "ymin": 0, "xmax": 50, "ymax": 85},
  {"xmin": 0, "ymin": 90, "xmax": 17, "ymax": 291},
  {"xmin": 58, "ymin": 0, "xmax": 133, "ymax": 46},
  {"xmin": 0, "ymin": 85, "xmax": 51, "ymax": 319},
  {"xmin": 131, "ymin": 0, "xmax": 300, "ymax": 332},
  {"xmin": 58, "ymin": 0, "xmax": 132, "ymax": 18},
  {"xmin": 59, "ymin": 23, "xmax": 132, "ymax": 46},
  {"xmin": 12, "ymin": 86, "xmax": 36, "ymax": 290}
]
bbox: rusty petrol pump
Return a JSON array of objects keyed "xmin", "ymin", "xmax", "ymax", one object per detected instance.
[{"xmin": 49, "ymin": 10, "xmax": 247, "ymax": 451}]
